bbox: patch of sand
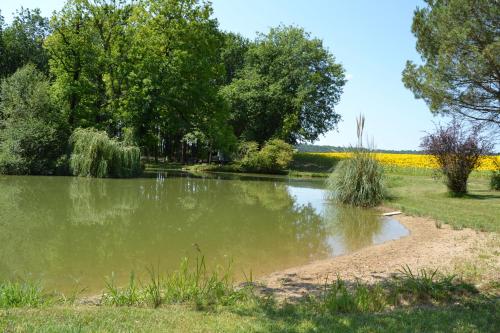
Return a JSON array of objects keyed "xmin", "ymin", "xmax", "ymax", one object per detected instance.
[{"xmin": 258, "ymin": 208, "xmax": 498, "ymax": 300}]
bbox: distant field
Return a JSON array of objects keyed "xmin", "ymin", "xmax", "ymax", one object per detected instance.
[{"xmin": 305, "ymin": 152, "xmax": 500, "ymax": 171}]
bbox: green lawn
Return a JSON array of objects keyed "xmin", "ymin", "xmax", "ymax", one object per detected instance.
[
  {"xmin": 1, "ymin": 298, "xmax": 499, "ymax": 332},
  {"xmin": 385, "ymin": 173, "xmax": 500, "ymax": 232}
]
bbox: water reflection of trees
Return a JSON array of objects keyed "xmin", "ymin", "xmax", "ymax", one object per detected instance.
[
  {"xmin": 68, "ymin": 178, "xmax": 140, "ymax": 225},
  {"xmin": 0, "ymin": 175, "xmax": 333, "ymax": 292},
  {"xmin": 324, "ymin": 204, "xmax": 383, "ymax": 253}
]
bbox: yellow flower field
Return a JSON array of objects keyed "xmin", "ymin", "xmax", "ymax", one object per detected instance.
[{"xmin": 310, "ymin": 152, "xmax": 500, "ymax": 171}]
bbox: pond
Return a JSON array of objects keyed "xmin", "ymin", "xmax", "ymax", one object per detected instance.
[{"xmin": 0, "ymin": 172, "xmax": 409, "ymax": 294}]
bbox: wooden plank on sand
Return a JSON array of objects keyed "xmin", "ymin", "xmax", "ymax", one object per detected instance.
[{"xmin": 382, "ymin": 211, "xmax": 402, "ymax": 216}]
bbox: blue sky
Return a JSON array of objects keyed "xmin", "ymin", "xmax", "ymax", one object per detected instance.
[{"xmin": 2, "ymin": 0, "xmax": 448, "ymax": 150}]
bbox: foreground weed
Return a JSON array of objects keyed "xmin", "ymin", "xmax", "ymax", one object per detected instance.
[
  {"xmin": 0, "ymin": 280, "xmax": 47, "ymax": 308},
  {"xmin": 145, "ymin": 266, "xmax": 163, "ymax": 308},
  {"xmin": 103, "ymin": 272, "xmax": 140, "ymax": 306},
  {"xmin": 392, "ymin": 265, "xmax": 476, "ymax": 303},
  {"xmin": 307, "ymin": 277, "xmax": 386, "ymax": 314}
]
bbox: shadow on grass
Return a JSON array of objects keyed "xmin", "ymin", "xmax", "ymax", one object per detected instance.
[
  {"xmin": 228, "ymin": 268, "xmax": 500, "ymax": 332},
  {"xmin": 231, "ymin": 297, "xmax": 499, "ymax": 332},
  {"xmin": 459, "ymin": 193, "xmax": 500, "ymax": 200}
]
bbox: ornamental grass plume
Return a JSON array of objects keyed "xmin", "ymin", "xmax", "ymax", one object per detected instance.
[{"xmin": 328, "ymin": 115, "xmax": 385, "ymax": 207}]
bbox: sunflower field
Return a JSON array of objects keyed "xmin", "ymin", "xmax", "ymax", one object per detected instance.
[{"xmin": 309, "ymin": 152, "xmax": 500, "ymax": 171}]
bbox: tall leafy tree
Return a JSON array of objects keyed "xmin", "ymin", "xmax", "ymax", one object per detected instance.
[
  {"xmin": 220, "ymin": 32, "xmax": 250, "ymax": 85},
  {"xmin": 45, "ymin": 0, "xmax": 234, "ymax": 160},
  {"xmin": 0, "ymin": 65, "xmax": 68, "ymax": 174},
  {"xmin": 45, "ymin": 0, "xmax": 132, "ymax": 130},
  {"xmin": 0, "ymin": 8, "xmax": 50, "ymax": 77},
  {"xmin": 0, "ymin": 12, "xmax": 5, "ymax": 75},
  {"xmin": 403, "ymin": 0, "xmax": 500, "ymax": 127},
  {"xmin": 222, "ymin": 26, "xmax": 345, "ymax": 144},
  {"xmin": 125, "ymin": 0, "xmax": 233, "ymax": 159}
]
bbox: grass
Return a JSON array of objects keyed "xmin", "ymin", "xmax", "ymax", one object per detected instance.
[
  {"xmin": 327, "ymin": 151, "xmax": 385, "ymax": 207},
  {"xmin": 0, "ymin": 280, "xmax": 48, "ymax": 308},
  {"xmin": 290, "ymin": 152, "xmax": 340, "ymax": 172},
  {"xmin": 386, "ymin": 172, "xmax": 500, "ymax": 232},
  {"xmin": 1, "ymin": 266, "xmax": 498, "ymax": 332},
  {"xmin": 102, "ymin": 257, "xmax": 249, "ymax": 310},
  {"xmin": 1, "ymin": 299, "xmax": 498, "ymax": 332}
]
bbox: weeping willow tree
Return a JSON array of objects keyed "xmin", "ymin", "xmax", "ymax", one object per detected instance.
[{"xmin": 69, "ymin": 128, "xmax": 142, "ymax": 178}]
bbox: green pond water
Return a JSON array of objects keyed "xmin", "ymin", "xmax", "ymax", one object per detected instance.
[{"xmin": 0, "ymin": 172, "xmax": 408, "ymax": 294}]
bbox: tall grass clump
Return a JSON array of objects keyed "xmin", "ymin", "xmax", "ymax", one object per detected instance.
[
  {"xmin": 310, "ymin": 278, "xmax": 386, "ymax": 314},
  {"xmin": 0, "ymin": 280, "xmax": 47, "ymax": 308},
  {"xmin": 302, "ymin": 266, "xmax": 477, "ymax": 316},
  {"xmin": 69, "ymin": 127, "xmax": 142, "ymax": 178},
  {"xmin": 103, "ymin": 257, "xmax": 250, "ymax": 309},
  {"xmin": 391, "ymin": 265, "xmax": 477, "ymax": 304},
  {"xmin": 328, "ymin": 115, "xmax": 385, "ymax": 207}
]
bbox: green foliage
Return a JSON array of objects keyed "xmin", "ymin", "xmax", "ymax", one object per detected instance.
[
  {"xmin": 312, "ymin": 278, "xmax": 386, "ymax": 314},
  {"xmin": 392, "ymin": 266, "xmax": 476, "ymax": 304},
  {"xmin": 103, "ymin": 273, "xmax": 140, "ymax": 307},
  {"xmin": 290, "ymin": 152, "xmax": 341, "ymax": 172},
  {"xmin": 45, "ymin": 0, "xmax": 232, "ymax": 161},
  {"xmin": 103, "ymin": 257, "xmax": 249, "ymax": 309},
  {"xmin": 328, "ymin": 152, "xmax": 385, "ymax": 207},
  {"xmin": 220, "ymin": 32, "xmax": 250, "ymax": 85},
  {"xmin": 222, "ymin": 25, "xmax": 345, "ymax": 144},
  {"xmin": 69, "ymin": 128, "xmax": 141, "ymax": 178},
  {"xmin": 1, "ymin": 3, "xmax": 346, "ymax": 167},
  {"xmin": 490, "ymin": 170, "xmax": 500, "ymax": 191},
  {"xmin": 0, "ymin": 64, "xmax": 68, "ymax": 175},
  {"xmin": 0, "ymin": 8, "xmax": 49, "ymax": 78},
  {"xmin": 0, "ymin": 280, "xmax": 47, "ymax": 308},
  {"xmin": 237, "ymin": 139, "xmax": 294, "ymax": 173},
  {"xmin": 402, "ymin": 0, "xmax": 500, "ymax": 125}
]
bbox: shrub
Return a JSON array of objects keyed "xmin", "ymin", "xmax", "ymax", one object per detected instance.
[
  {"xmin": 421, "ymin": 120, "xmax": 493, "ymax": 195},
  {"xmin": 327, "ymin": 115, "xmax": 385, "ymax": 207},
  {"xmin": 69, "ymin": 127, "xmax": 142, "ymax": 178},
  {"xmin": 0, "ymin": 64, "xmax": 68, "ymax": 175},
  {"xmin": 328, "ymin": 151, "xmax": 385, "ymax": 207},
  {"xmin": 237, "ymin": 139, "xmax": 294, "ymax": 173},
  {"xmin": 491, "ymin": 171, "xmax": 500, "ymax": 191}
]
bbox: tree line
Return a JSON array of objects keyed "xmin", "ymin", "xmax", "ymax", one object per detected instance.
[{"xmin": 0, "ymin": 0, "xmax": 346, "ymax": 175}]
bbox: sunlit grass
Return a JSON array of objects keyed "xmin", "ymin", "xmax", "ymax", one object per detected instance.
[
  {"xmin": 102, "ymin": 257, "xmax": 251, "ymax": 309},
  {"xmin": 0, "ymin": 280, "xmax": 47, "ymax": 308}
]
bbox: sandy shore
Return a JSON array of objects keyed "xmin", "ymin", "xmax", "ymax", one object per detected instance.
[{"xmin": 258, "ymin": 207, "xmax": 499, "ymax": 300}]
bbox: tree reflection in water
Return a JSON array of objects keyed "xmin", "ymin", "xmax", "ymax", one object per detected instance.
[
  {"xmin": 0, "ymin": 173, "xmax": 407, "ymax": 294},
  {"xmin": 324, "ymin": 204, "xmax": 383, "ymax": 253},
  {"xmin": 0, "ymin": 174, "xmax": 334, "ymax": 293}
]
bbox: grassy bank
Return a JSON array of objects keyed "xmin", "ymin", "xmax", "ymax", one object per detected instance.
[
  {"xmin": 2, "ymin": 299, "xmax": 498, "ymax": 332},
  {"xmin": 386, "ymin": 173, "xmax": 499, "ymax": 232},
  {"xmin": 1, "ymin": 264, "xmax": 499, "ymax": 332}
]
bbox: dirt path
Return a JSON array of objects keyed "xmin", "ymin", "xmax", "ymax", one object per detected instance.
[{"xmin": 258, "ymin": 208, "xmax": 498, "ymax": 300}]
